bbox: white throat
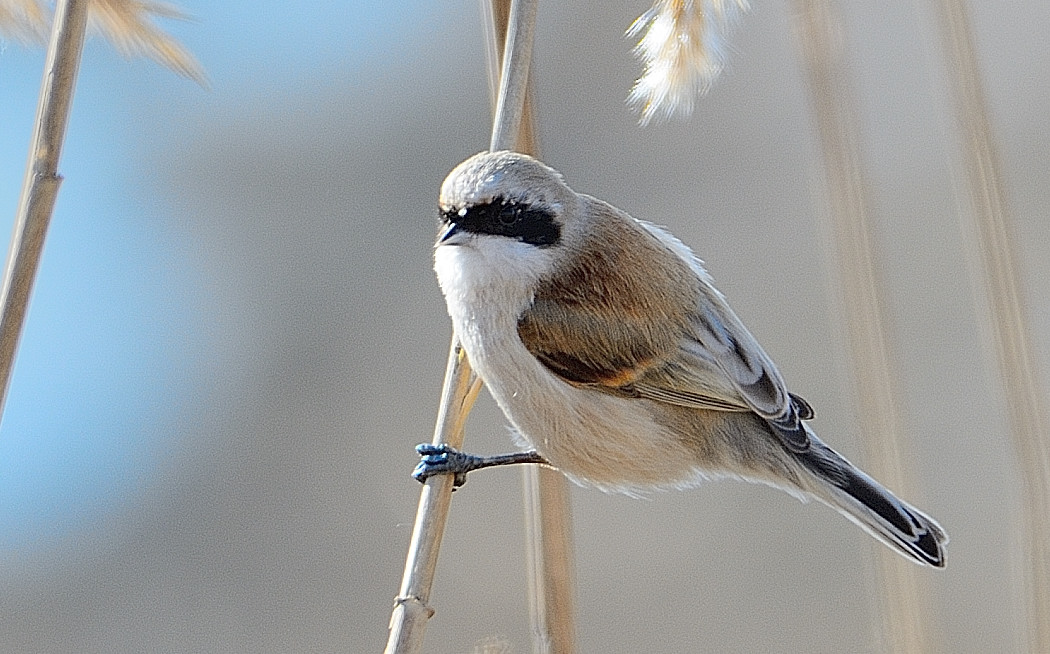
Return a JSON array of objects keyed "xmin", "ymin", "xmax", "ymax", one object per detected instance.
[
  {"xmin": 434, "ymin": 239, "xmax": 537, "ymax": 358},
  {"xmin": 434, "ymin": 238, "xmax": 568, "ymax": 437}
]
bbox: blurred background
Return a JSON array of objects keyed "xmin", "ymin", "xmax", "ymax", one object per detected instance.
[{"xmin": 0, "ymin": 0, "xmax": 1047, "ymax": 651}]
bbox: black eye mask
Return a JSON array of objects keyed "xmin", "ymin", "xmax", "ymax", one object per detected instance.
[{"xmin": 440, "ymin": 197, "xmax": 561, "ymax": 247}]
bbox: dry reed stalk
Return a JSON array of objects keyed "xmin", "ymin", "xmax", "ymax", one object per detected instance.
[
  {"xmin": 487, "ymin": 0, "xmax": 538, "ymax": 154},
  {"xmin": 933, "ymin": 2, "xmax": 1050, "ymax": 650},
  {"xmin": 384, "ymin": 0, "xmax": 544, "ymax": 651},
  {"xmin": 385, "ymin": 343, "xmax": 483, "ymax": 654},
  {"xmin": 483, "ymin": 2, "xmax": 576, "ymax": 652},
  {"xmin": 522, "ymin": 465, "xmax": 576, "ymax": 654},
  {"xmin": 792, "ymin": 2, "xmax": 940, "ymax": 651},
  {"xmin": 481, "ymin": 0, "xmax": 538, "ymax": 152},
  {"xmin": 0, "ymin": 0, "xmax": 90, "ymax": 426},
  {"xmin": 0, "ymin": 0, "xmax": 201, "ymax": 428}
]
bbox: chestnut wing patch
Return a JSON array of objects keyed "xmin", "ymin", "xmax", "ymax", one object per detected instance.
[
  {"xmin": 518, "ymin": 297, "xmax": 663, "ymax": 388},
  {"xmin": 515, "ymin": 211, "xmax": 753, "ymax": 413},
  {"xmin": 518, "ymin": 294, "xmax": 761, "ymax": 414}
]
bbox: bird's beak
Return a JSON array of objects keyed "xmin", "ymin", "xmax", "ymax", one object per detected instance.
[{"xmin": 437, "ymin": 221, "xmax": 464, "ymax": 245}]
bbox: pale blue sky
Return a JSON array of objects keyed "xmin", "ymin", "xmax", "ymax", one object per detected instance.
[{"xmin": 0, "ymin": 0, "xmax": 445, "ymax": 550}]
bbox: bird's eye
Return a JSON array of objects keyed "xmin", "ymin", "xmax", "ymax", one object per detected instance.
[{"xmin": 498, "ymin": 203, "xmax": 521, "ymax": 225}]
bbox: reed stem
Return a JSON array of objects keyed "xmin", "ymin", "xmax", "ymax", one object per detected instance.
[
  {"xmin": 484, "ymin": 2, "xmax": 578, "ymax": 651},
  {"xmin": 384, "ymin": 0, "xmax": 548, "ymax": 651},
  {"xmin": 0, "ymin": 0, "xmax": 90, "ymax": 427}
]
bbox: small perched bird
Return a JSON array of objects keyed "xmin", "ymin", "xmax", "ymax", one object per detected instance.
[{"xmin": 423, "ymin": 150, "xmax": 947, "ymax": 567}]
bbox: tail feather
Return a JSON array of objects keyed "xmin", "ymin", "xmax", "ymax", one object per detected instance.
[{"xmin": 798, "ymin": 437, "xmax": 948, "ymax": 568}]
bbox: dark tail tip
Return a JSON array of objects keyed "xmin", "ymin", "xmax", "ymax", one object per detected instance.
[
  {"xmin": 843, "ymin": 469, "xmax": 946, "ymax": 567},
  {"xmin": 801, "ymin": 444, "xmax": 948, "ymax": 567}
]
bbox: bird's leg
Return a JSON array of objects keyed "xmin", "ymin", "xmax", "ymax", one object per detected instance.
[{"xmin": 412, "ymin": 443, "xmax": 551, "ymax": 488}]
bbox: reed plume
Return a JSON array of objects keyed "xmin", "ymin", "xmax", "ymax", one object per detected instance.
[{"xmin": 628, "ymin": 0, "xmax": 747, "ymax": 124}]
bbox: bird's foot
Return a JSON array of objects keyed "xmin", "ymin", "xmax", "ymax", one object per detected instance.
[{"xmin": 412, "ymin": 444, "xmax": 550, "ymax": 488}]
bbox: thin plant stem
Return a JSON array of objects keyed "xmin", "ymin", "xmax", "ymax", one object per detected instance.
[
  {"xmin": 933, "ymin": 2, "xmax": 1050, "ymax": 650},
  {"xmin": 791, "ymin": 1, "xmax": 939, "ymax": 651},
  {"xmin": 0, "ymin": 0, "xmax": 90, "ymax": 427},
  {"xmin": 488, "ymin": 0, "xmax": 538, "ymax": 152},
  {"xmin": 481, "ymin": 0, "xmax": 538, "ymax": 153},
  {"xmin": 522, "ymin": 465, "xmax": 576, "ymax": 654},
  {"xmin": 484, "ymin": 2, "xmax": 577, "ymax": 652},
  {"xmin": 384, "ymin": 343, "xmax": 483, "ymax": 654},
  {"xmin": 385, "ymin": 0, "xmax": 543, "ymax": 651}
]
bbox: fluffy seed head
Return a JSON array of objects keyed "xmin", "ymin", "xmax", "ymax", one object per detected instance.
[{"xmin": 627, "ymin": 0, "xmax": 748, "ymax": 124}]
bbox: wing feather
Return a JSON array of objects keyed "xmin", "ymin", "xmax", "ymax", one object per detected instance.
[
  {"xmin": 641, "ymin": 220, "xmax": 814, "ymax": 452},
  {"xmin": 516, "ymin": 200, "xmax": 813, "ymax": 452}
]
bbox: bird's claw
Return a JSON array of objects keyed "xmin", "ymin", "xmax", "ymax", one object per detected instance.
[{"xmin": 413, "ymin": 443, "xmax": 473, "ymax": 488}]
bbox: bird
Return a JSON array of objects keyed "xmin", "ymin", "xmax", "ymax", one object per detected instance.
[{"xmin": 420, "ymin": 149, "xmax": 947, "ymax": 568}]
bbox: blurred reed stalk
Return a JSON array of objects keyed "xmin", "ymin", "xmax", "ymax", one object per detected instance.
[
  {"xmin": 0, "ymin": 0, "xmax": 90, "ymax": 426},
  {"xmin": 791, "ymin": 2, "xmax": 939, "ymax": 652},
  {"xmin": 0, "ymin": 0, "xmax": 200, "ymax": 430},
  {"xmin": 384, "ymin": 0, "xmax": 548, "ymax": 652},
  {"xmin": 482, "ymin": 2, "xmax": 577, "ymax": 651},
  {"xmin": 933, "ymin": 2, "xmax": 1050, "ymax": 650}
]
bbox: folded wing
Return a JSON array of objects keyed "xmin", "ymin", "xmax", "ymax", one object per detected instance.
[{"xmin": 517, "ymin": 207, "xmax": 814, "ymax": 453}]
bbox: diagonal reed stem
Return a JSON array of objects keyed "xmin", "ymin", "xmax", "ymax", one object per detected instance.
[
  {"xmin": 521, "ymin": 464, "xmax": 576, "ymax": 654},
  {"xmin": 385, "ymin": 343, "xmax": 483, "ymax": 654},
  {"xmin": 0, "ymin": 0, "xmax": 90, "ymax": 428},
  {"xmin": 384, "ymin": 1, "xmax": 543, "ymax": 652}
]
